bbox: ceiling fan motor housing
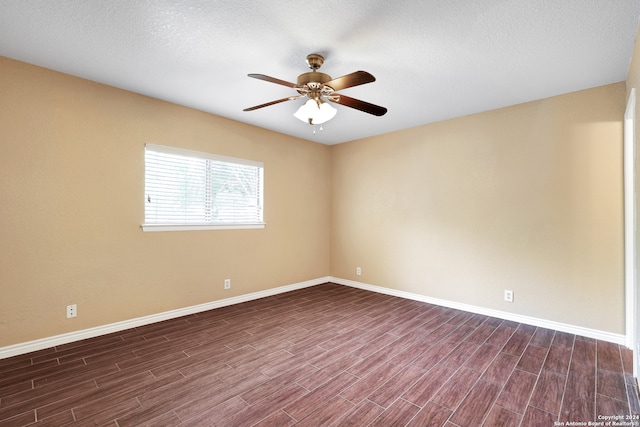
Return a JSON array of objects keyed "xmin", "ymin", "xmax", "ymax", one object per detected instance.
[
  {"xmin": 297, "ymin": 71, "xmax": 332, "ymax": 87},
  {"xmin": 297, "ymin": 53, "xmax": 333, "ymax": 93}
]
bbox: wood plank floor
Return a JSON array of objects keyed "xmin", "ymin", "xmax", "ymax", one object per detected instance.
[{"xmin": 1, "ymin": 283, "xmax": 639, "ymax": 426}]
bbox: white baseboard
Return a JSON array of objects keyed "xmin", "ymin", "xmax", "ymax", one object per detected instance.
[
  {"xmin": 330, "ymin": 277, "xmax": 627, "ymax": 346},
  {"xmin": 0, "ymin": 277, "xmax": 331, "ymax": 360},
  {"xmin": 0, "ymin": 276, "xmax": 627, "ymax": 360}
]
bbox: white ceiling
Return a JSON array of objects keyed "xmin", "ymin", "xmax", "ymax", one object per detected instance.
[{"xmin": 0, "ymin": 1, "xmax": 639, "ymax": 145}]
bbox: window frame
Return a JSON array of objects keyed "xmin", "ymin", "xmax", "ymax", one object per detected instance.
[{"xmin": 142, "ymin": 143, "xmax": 265, "ymax": 232}]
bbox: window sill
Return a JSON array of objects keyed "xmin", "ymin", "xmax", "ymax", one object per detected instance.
[{"xmin": 141, "ymin": 223, "xmax": 265, "ymax": 232}]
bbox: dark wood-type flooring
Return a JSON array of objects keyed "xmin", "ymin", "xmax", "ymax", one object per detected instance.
[{"xmin": 1, "ymin": 283, "xmax": 639, "ymax": 426}]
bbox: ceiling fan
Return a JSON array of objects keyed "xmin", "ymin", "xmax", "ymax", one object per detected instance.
[{"xmin": 243, "ymin": 53, "xmax": 387, "ymax": 125}]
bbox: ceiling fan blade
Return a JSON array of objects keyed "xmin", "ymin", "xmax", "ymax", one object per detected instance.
[
  {"xmin": 247, "ymin": 74, "xmax": 296, "ymax": 88},
  {"xmin": 330, "ymin": 94, "xmax": 387, "ymax": 116},
  {"xmin": 325, "ymin": 71, "xmax": 376, "ymax": 92},
  {"xmin": 243, "ymin": 96, "xmax": 300, "ymax": 111}
]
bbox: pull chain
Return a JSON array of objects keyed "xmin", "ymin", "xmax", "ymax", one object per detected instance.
[{"xmin": 312, "ymin": 124, "xmax": 324, "ymax": 135}]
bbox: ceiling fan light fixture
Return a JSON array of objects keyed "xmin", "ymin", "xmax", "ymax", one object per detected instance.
[{"xmin": 293, "ymin": 98, "xmax": 337, "ymax": 125}]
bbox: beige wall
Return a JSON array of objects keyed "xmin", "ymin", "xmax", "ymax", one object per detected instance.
[
  {"xmin": 0, "ymin": 57, "xmax": 331, "ymax": 347},
  {"xmin": 331, "ymin": 83, "xmax": 626, "ymax": 334},
  {"xmin": 0, "ymin": 53, "xmax": 629, "ymax": 349}
]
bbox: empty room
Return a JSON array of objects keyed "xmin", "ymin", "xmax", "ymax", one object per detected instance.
[{"xmin": 1, "ymin": 1, "xmax": 640, "ymax": 426}]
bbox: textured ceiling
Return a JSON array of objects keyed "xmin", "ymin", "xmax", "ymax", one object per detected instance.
[{"xmin": 0, "ymin": 0, "xmax": 639, "ymax": 145}]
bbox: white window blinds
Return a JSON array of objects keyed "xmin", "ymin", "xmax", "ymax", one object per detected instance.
[{"xmin": 143, "ymin": 144, "xmax": 264, "ymax": 231}]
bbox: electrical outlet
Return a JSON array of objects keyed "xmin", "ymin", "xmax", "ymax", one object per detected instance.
[
  {"xmin": 224, "ymin": 279, "xmax": 231, "ymax": 290},
  {"xmin": 504, "ymin": 290, "xmax": 514, "ymax": 303},
  {"xmin": 66, "ymin": 304, "xmax": 77, "ymax": 318},
  {"xmin": 356, "ymin": 267, "xmax": 362, "ymax": 276}
]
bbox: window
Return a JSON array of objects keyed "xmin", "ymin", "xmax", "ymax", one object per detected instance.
[{"xmin": 142, "ymin": 144, "xmax": 264, "ymax": 231}]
